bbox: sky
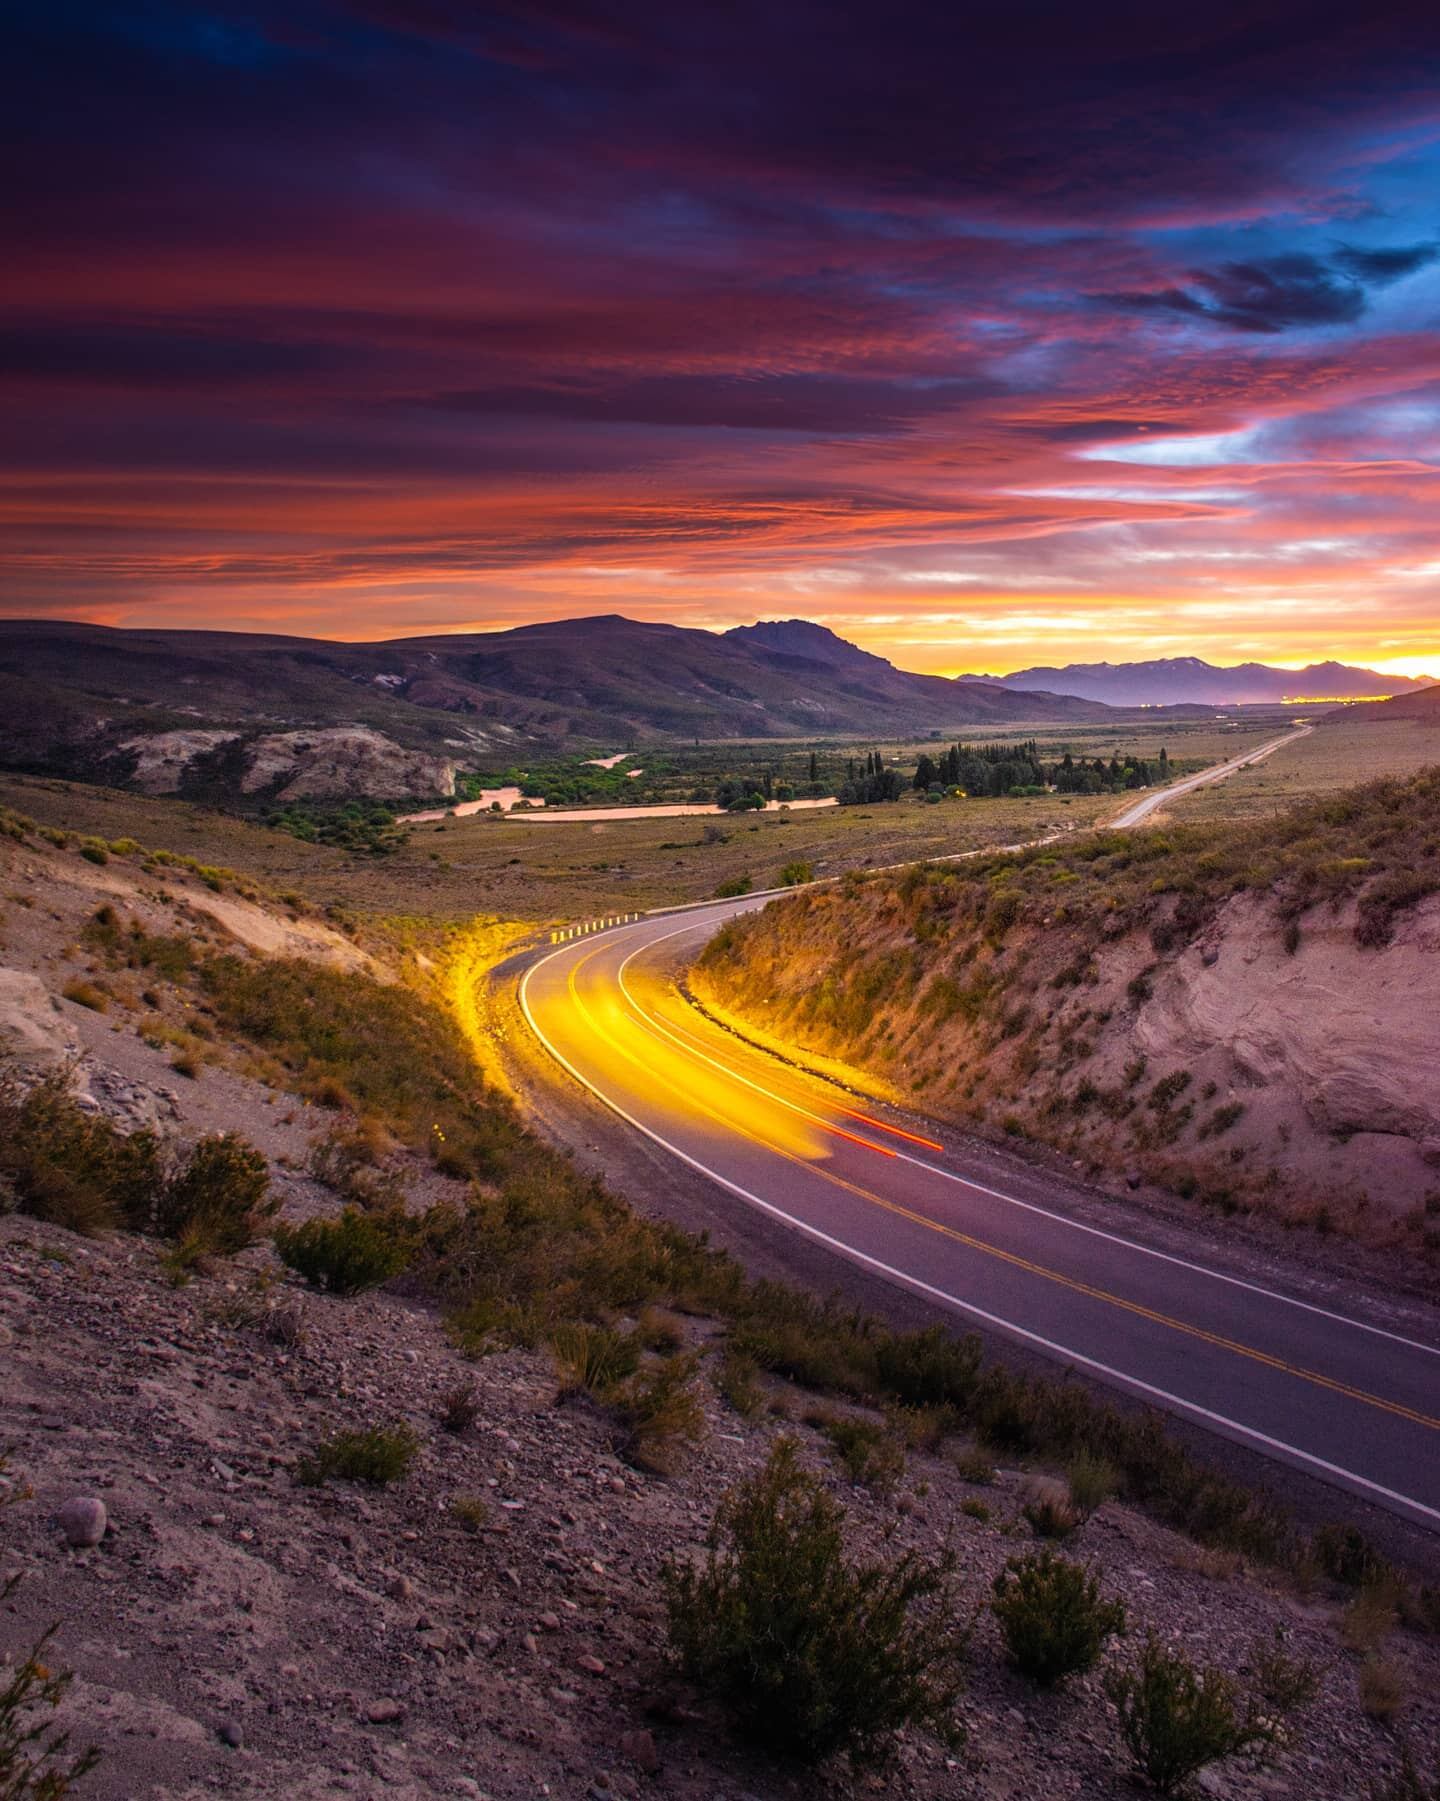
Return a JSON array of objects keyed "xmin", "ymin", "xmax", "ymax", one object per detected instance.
[{"xmin": 3, "ymin": 2, "xmax": 1439, "ymax": 676}]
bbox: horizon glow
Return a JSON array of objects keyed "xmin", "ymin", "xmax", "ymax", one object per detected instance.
[{"xmin": 2, "ymin": 3, "xmax": 1439, "ymax": 677}]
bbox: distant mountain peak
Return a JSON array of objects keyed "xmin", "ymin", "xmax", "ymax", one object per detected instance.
[
  {"xmin": 971, "ymin": 654, "xmax": 1427, "ymax": 707},
  {"xmin": 725, "ymin": 619, "xmax": 892, "ymax": 671}
]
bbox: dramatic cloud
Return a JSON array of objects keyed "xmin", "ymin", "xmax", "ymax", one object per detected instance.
[{"xmin": 2, "ymin": 1, "xmax": 1439, "ymax": 673}]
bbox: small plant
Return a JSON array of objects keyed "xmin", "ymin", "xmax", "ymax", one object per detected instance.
[
  {"xmin": 309, "ymin": 1123, "xmax": 407, "ymax": 1211},
  {"xmin": 273, "ymin": 1208, "xmax": 412, "ymax": 1296},
  {"xmin": 1066, "ymin": 1451, "xmax": 1117, "ymax": 1521},
  {"xmin": 951, "ymin": 1443, "xmax": 996, "ymax": 1485},
  {"xmin": 548, "ymin": 1322, "xmax": 641, "ymax": 1397},
  {"xmin": 1342, "ymin": 1581, "xmax": 1399, "ymax": 1652},
  {"xmin": 960, "ymin": 1498, "xmax": 990, "ymax": 1522},
  {"xmin": 1022, "ymin": 1476, "xmax": 1080, "ymax": 1540},
  {"xmin": 0, "ymin": 1070, "xmax": 163, "ymax": 1236},
  {"xmin": 449, "ymin": 1493, "xmax": 489, "ymax": 1533},
  {"xmin": 612, "ymin": 1353, "xmax": 706, "ymax": 1473},
  {"xmin": 1105, "ymin": 1635, "xmax": 1275, "ymax": 1795},
  {"xmin": 1358, "ymin": 1654, "xmax": 1408, "ymax": 1721},
  {"xmin": 779, "ymin": 860, "xmax": 813, "ymax": 887},
  {"xmin": 714, "ymin": 876, "xmax": 753, "ymax": 899},
  {"xmin": 1252, "ymin": 1627, "xmax": 1320, "ymax": 1712},
  {"xmin": 820, "ymin": 1416, "xmax": 905, "ymax": 1493},
  {"xmin": 663, "ymin": 1439, "xmax": 965, "ymax": 1766},
  {"xmin": 715, "ymin": 1347, "xmax": 763, "ymax": 1418},
  {"xmin": 991, "ymin": 1549, "xmax": 1126, "ymax": 1687},
  {"xmin": 437, "ymin": 1380, "xmax": 479, "ymax": 1434},
  {"xmin": 296, "ymin": 1424, "xmax": 419, "ymax": 1487},
  {"xmin": 635, "ymin": 1306, "xmax": 687, "ymax": 1354},
  {"xmin": 0, "ymin": 1576, "xmax": 101, "ymax": 1798},
  {"xmin": 155, "ymin": 1133, "xmax": 276, "ymax": 1255},
  {"xmin": 60, "ymin": 978, "xmax": 108, "ymax": 1013}
]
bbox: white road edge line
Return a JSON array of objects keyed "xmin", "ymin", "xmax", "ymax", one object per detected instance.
[
  {"xmin": 519, "ymin": 949, "xmax": 1440, "ymax": 1530},
  {"xmin": 609, "ymin": 917, "xmax": 1440, "ymax": 1362}
]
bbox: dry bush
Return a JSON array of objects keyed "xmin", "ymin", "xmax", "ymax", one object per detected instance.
[{"xmin": 663, "ymin": 1439, "xmax": 965, "ymax": 1766}]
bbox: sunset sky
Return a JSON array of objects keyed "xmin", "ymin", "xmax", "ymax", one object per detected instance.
[{"xmin": 4, "ymin": 2, "xmax": 1439, "ymax": 675}]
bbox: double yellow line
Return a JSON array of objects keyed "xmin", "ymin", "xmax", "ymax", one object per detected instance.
[{"xmin": 560, "ymin": 943, "xmax": 1439, "ymax": 1435}]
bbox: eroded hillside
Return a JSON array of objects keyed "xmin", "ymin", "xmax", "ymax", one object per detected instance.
[{"xmin": 694, "ymin": 770, "xmax": 1440, "ymax": 1256}]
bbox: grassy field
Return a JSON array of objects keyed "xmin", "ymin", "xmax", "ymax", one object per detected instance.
[
  {"xmin": 0, "ymin": 771, "xmax": 1129, "ymax": 925},
  {"xmin": 0, "ymin": 711, "xmax": 1309, "ymax": 930},
  {"xmin": 1161, "ymin": 714, "xmax": 1440, "ymax": 824}
]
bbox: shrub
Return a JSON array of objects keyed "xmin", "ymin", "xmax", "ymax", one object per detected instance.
[
  {"xmin": 1251, "ymin": 1628, "xmax": 1320, "ymax": 1712},
  {"xmin": 663, "ymin": 1440, "xmax": 965, "ymax": 1766},
  {"xmin": 1022, "ymin": 1476, "xmax": 1081, "ymax": 1540},
  {"xmin": 1312, "ymin": 1522, "xmax": 1389, "ymax": 1589},
  {"xmin": 820, "ymin": 1416, "xmax": 904, "ymax": 1493},
  {"xmin": 155, "ymin": 1134, "xmax": 276, "ymax": 1254},
  {"xmin": 296, "ymin": 1424, "xmax": 419, "ymax": 1487},
  {"xmin": 779, "ymin": 860, "xmax": 813, "ymax": 887},
  {"xmin": 611, "ymin": 1352, "xmax": 706, "ymax": 1474},
  {"xmin": 60, "ymin": 978, "xmax": 108, "ymax": 1013},
  {"xmin": 273, "ymin": 1208, "xmax": 412, "ymax": 1296},
  {"xmin": 308, "ymin": 1123, "xmax": 407, "ymax": 1211},
  {"xmin": 1342, "ymin": 1582, "xmax": 1399, "ymax": 1652},
  {"xmin": 715, "ymin": 1347, "xmax": 763, "ymax": 1418},
  {"xmin": 1105, "ymin": 1636, "xmax": 1275, "ymax": 1795},
  {"xmin": 549, "ymin": 1322, "xmax": 641, "ymax": 1396},
  {"xmin": 1067, "ymin": 1451, "xmax": 1118, "ymax": 1520},
  {"xmin": 1358, "ymin": 1655, "xmax": 1408, "ymax": 1721},
  {"xmin": 449, "ymin": 1494, "xmax": 489, "ymax": 1533},
  {"xmin": 0, "ymin": 1071, "xmax": 163, "ymax": 1236},
  {"xmin": 951, "ymin": 1443, "xmax": 997, "ymax": 1485},
  {"xmin": 991, "ymin": 1550, "xmax": 1126, "ymax": 1686},
  {"xmin": 0, "ymin": 1579, "xmax": 100, "ymax": 1798},
  {"xmin": 714, "ymin": 875, "xmax": 753, "ymax": 899},
  {"xmin": 437, "ymin": 1381, "xmax": 479, "ymax": 1434}
]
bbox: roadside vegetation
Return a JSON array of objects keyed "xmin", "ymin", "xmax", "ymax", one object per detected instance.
[{"xmin": 696, "ymin": 766, "xmax": 1440, "ymax": 1249}]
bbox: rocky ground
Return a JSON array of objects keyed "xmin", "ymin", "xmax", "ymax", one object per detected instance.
[{"xmin": 2, "ymin": 831, "xmax": 1438, "ymax": 1800}]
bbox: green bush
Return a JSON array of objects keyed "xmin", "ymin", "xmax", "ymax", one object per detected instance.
[
  {"xmin": 1104, "ymin": 1635, "xmax": 1275, "ymax": 1794},
  {"xmin": 0, "ymin": 1071, "xmax": 163, "ymax": 1236},
  {"xmin": 154, "ymin": 1133, "xmax": 276, "ymax": 1254},
  {"xmin": 991, "ymin": 1550, "xmax": 1126, "ymax": 1686},
  {"xmin": 779, "ymin": 860, "xmax": 813, "ymax": 887},
  {"xmin": 549, "ymin": 1322, "xmax": 641, "ymax": 1396},
  {"xmin": 663, "ymin": 1440, "xmax": 965, "ymax": 1766},
  {"xmin": 1067, "ymin": 1450, "xmax": 1118, "ymax": 1520},
  {"xmin": 611, "ymin": 1352, "xmax": 706, "ymax": 1474},
  {"xmin": 819, "ymin": 1416, "xmax": 904, "ymax": 1493},
  {"xmin": 296, "ymin": 1424, "xmax": 419, "ymax": 1487},
  {"xmin": 273, "ymin": 1208, "xmax": 413, "ymax": 1295},
  {"xmin": 0, "ymin": 1579, "xmax": 100, "ymax": 1798}
]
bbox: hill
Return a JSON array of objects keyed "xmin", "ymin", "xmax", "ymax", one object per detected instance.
[
  {"xmin": 0, "ymin": 615, "xmax": 1132, "ymax": 801},
  {"xmin": 695, "ymin": 769, "xmax": 1440, "ymax": 1254},
  {"xmin": 965, "ymin": 655, "xmax": 1431, "ymax": 707},
  {"xmin": 1323, "ymin": 683, "xmax": 1440, "ymax": 723},
  {"xmin": 2, "ymin": 802, "xmax": 1437, "ymax": 1798}
]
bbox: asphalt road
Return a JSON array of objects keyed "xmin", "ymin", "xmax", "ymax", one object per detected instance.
[
  {"xmin": 516, "ymin": 734, "xmax": 1440, "ymax": 1532},
  {"xmin": 1110, "ymin": 723, "xmax": 1312, "ymax": 827}
]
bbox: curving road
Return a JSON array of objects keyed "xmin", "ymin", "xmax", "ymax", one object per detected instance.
[
  {"xmin": 1109, "ymin": 723, "xmax": 1311, "ymax": 827},
  {"xmin": 516, "ymin": 732, "xmax": 1440, "ymax": 1531}
]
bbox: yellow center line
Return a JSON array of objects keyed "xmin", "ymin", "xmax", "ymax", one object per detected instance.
[{"xmin": 556, "ymin": 942, "xmax": 1440, "ymax": 1435}]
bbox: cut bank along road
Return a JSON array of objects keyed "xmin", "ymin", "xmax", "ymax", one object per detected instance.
[{"xmin": 517, "ymin": 727, "xmax": 1440, "ymax": 1530}]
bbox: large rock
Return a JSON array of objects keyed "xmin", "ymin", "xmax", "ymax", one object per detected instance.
[
  {"xmin": 1137, "ymin": 893, "xmax": 1440, "ymax": 1140},
  {"xmin": 0, "ymin": 968, "xmax": 80, "ymax": 1072},
  {"xmin": 240, "ymin": 728, "xmax": 456, "ymax": 802},
  {"xmin": 118, "ymin": 729, "xmax": 241, "ymax": 793},
  {"xmin": 58, "ymin": 1496, "xmax": 107, "ymax": 1547}
]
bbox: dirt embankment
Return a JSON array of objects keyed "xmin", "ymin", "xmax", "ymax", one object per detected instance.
[
  {"xmin": 694, "ymin": 772, "xmax": 1440, "ymax": 1254},
  {"xmin": 3, "ymin": 806, "xmax": 1440, "ymax": 1800}
]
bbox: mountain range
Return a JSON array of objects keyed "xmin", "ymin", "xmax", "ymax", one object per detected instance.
[
  {"xmin": 0, "ymin": 615, "xmax": 1119, "ymax": 794},
  {"xmin": 965, "ymin": 655, "xmax": 1432, "ymax": 707}
]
